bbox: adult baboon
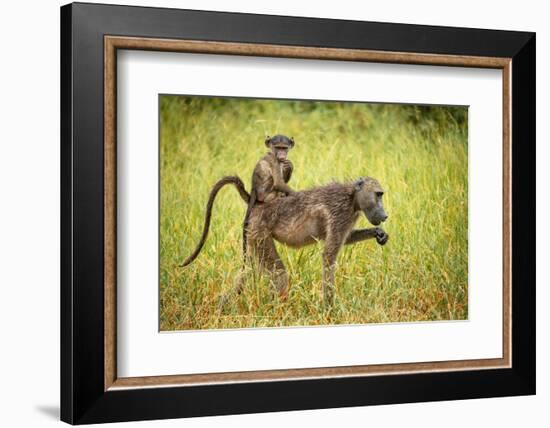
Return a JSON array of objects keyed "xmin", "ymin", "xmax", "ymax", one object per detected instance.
[
  {"xmin": 180, "ymin": 175, "xmax": 389, "ymax": 303},
  {"xmin": 242, "ymin": 177, "xmax": 388, "ymax": 302}
]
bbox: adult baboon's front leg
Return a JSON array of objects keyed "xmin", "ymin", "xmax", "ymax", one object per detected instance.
[
  {"xmin": 322, "ymin": 234, "xmax": 345, "ymax": 304},
  {"xmin": 345, "ymin": 227, "xmax": 389, "ymax": 246}
]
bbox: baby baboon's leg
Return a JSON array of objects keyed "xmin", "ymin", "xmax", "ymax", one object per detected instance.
[
  {"xmin": 322, "ymin": 232, "xmax": 345, "ymax": 304},
  {"xmin": 256, "ymin": 237, "xmax": 289, "ymax": 299}
]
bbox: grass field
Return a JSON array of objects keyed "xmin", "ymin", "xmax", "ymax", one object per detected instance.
[{"xmin": 159, "ymin": 96, "xmax": 468, "ymax": 331}]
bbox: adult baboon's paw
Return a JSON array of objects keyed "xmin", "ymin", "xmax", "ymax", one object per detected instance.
[{"xmin": 375, "ymin": 228, "xmax": 389, "ymax": 246}]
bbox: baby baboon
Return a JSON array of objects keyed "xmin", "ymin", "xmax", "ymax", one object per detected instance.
[
  {"xmin": 243, "ymin": 135, "xmax": 295, "ymax": 254},
  {"xmin": 181, "ymin": 175, "xmax": 389, "ymax": 303},
  {"xmin": 251, "ymin": 135, "xmax": 295, "ymax": 203}
]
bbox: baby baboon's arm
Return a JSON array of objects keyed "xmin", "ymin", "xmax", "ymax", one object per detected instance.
[
  {"xmin": 345, "ymin": 227, "xmax": 389, "ymax": 246},
  {"xmin": 282, "ymin": 159, "xmax": 293, "ymax": 183},
  {"xmin": 272, "ymin": 160, "xmax": 295, "ymax": 196},
  {"xmin": 254, "ymin": 158, "xmax": 294, "ymax": 200},
  {"xmin": 252, "ymin": 160, "xmax": 273, "ymax": 202}
]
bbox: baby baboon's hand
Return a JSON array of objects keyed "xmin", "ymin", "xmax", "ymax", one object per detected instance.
[{"xmin": 375, "ymin": 228, "xmax": 389, "ymax": 246}]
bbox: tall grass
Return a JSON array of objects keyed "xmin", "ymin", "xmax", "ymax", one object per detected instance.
[{"xmin": 160, "ymin": 96, "xmax": 468, "ymax": 331}]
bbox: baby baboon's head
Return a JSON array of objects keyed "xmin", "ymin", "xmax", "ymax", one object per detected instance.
[
  {"xmin": 353, "ymin": 177, "xmax": 388, "ymax": 226},
  {"xmin": 265, "ymin": 134, "xmax": 294, "ymax": 161}
]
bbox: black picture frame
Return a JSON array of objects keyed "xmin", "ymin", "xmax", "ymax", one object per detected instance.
[{"xmin": 61, "ymin": 2, "xmax": 535, "ymax": 424}]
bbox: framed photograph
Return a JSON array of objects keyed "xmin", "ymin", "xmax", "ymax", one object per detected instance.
[{"xmin": 60, "ymin": 2, "xmax": 535, "ymax": 424}]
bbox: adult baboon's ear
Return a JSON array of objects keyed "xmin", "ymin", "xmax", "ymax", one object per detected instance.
[
  {"xmin": 289, "ymin": 137, "xmax": 295, "ymax": 148},
  {"xmin": 354, "ymin": 177, "xmax": 365, "ymax": 192},
  {"xmin": 264, "ymin": 136, "xmax": 271, "ymax": 147}
]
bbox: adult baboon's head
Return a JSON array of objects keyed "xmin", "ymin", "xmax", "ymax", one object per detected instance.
[{"xmin": 353, "ymin": 177, "xmax": 388, "ymax": 226}]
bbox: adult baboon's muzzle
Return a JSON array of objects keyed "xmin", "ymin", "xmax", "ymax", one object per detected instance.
[{"xmin": 366, "ymin": 211, "xmax": 387, "ymax": 226}]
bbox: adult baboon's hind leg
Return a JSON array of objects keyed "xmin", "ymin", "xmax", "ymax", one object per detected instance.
[
  {"xmin": 219, "ymin": 236, "xmax": 289, "ymax": 307},
  {"xmin": 218, "ymin": 262, "xmax": 248, "ymax": 310},
  {"xmin": 255, "ymin": 236, "xmax": 290, "ymax": 299}
]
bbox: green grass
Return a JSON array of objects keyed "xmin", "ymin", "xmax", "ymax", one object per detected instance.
[{"xmin": 159, "ymin": 96, "xmax": 468, "ymax": 331}]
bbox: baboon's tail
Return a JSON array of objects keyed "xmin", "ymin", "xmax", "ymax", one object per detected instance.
[{"xmin": 180, "ymin": 176, "xmax": 250, "ymax": 267}]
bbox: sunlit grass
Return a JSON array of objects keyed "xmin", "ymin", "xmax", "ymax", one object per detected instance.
[{"xmin": 160, "ymin": 96, "xmax": 468, "ymax": 330}]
